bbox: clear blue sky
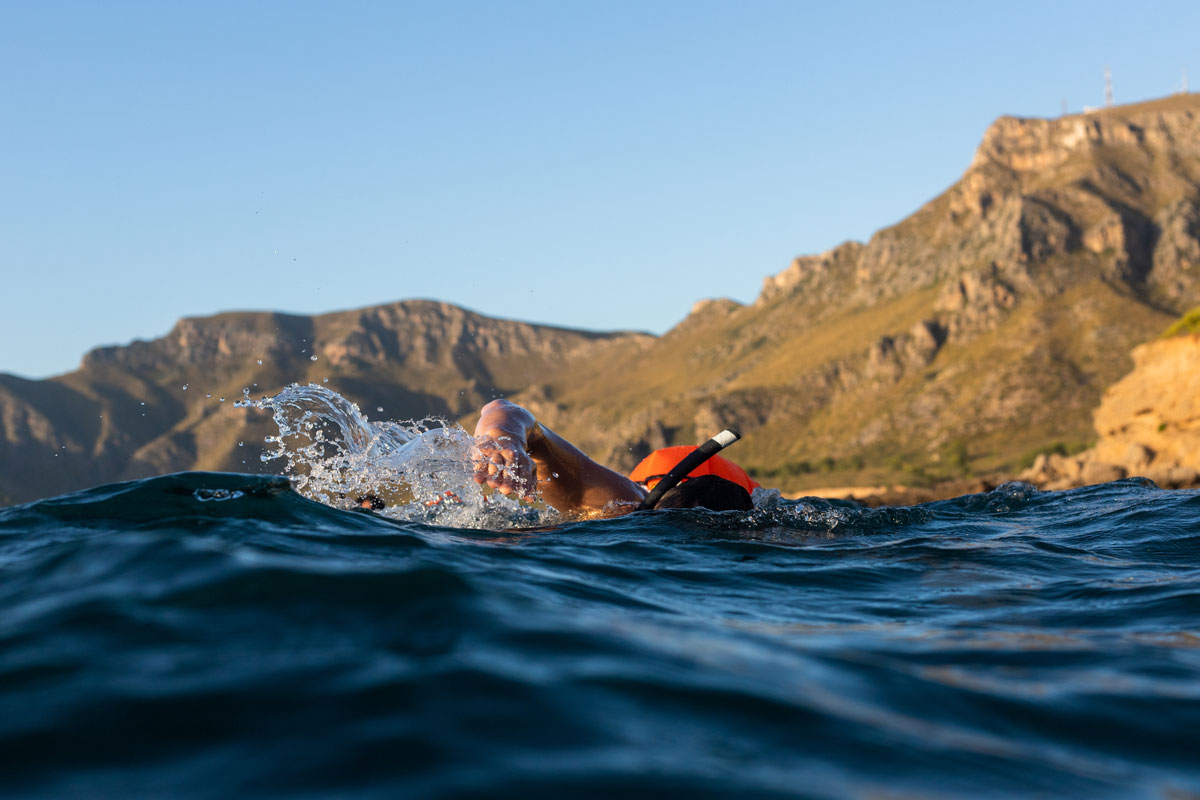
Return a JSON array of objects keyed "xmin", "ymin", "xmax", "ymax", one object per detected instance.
[{"xmin": 2, "ymin": 1, "xmax": 1196, "ymax": 378}]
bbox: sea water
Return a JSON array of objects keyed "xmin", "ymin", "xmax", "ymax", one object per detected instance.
[{"xmin": 1, "ymin": 385, "xmax": 1198, "ymax": 798}]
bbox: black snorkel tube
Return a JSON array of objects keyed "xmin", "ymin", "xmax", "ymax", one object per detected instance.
[{"xmin": 636, "ymin": 428, "xmax": 742, "ymax": 511}]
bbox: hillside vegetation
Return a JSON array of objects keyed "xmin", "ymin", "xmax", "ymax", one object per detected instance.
[{"xmin": 1163, "ymin": 304, "xmax": 1200, "ymax": 337}]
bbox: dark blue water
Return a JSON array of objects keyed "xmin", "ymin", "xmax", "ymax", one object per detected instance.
[{"xmin": 2, "ymin": 472, "xmax": 1199, "ymax": 798}]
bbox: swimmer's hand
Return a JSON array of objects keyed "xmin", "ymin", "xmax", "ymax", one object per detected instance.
[
  {"xmin": 471, "ymin": 398, "xmax": 644, "ymax": 515},
  {"xmin": 473, "ymin": 400, "xmax": 542, "ymax": 502},
  {"xmin": 471, "ymin": 433, "xmax": 538, "ymax": 502}
]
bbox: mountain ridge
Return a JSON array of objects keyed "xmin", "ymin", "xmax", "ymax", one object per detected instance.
[
  {"xmin": 505, "ymin": 93, "xmax": 1200, "ymax": 484},
  {"xmin": 0, "ymin": 300, "xmax": 650, "ymax": 504},
  {"xmin": 3, "ymin": 94, "xmax": 1199, "ymax": 504}
]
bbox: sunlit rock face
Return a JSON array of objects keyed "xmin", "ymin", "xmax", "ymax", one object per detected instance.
[
  {"xmin": 1021, "ymin": 332, "xmax": 1200, "ymax": 491},
  {"xmin": 1091, "ymin": 333, "xmax": 1200, "ymax": 483},
  {"xmin": 758, "ymin": 94, "xmax": 1200, "ymax": 324}
]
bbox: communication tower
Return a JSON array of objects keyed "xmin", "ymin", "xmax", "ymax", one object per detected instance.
[{"xmin": 1104, "ymin": 66, "xmax": 1114, "ymax": 107}]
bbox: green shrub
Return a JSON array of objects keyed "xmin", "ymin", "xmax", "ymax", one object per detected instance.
[{"xmin": 1162, "ymin": 305, "xmax": 1200, "ymax": 338}]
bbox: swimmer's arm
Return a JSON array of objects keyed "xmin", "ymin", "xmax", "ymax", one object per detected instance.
[{"xmin": 472, "ymin": 399, "xmax": 646, "ymax": 515}]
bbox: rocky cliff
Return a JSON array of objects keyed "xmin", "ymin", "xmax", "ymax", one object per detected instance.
[
  {"xmin": 508, "ymin": 95, "xmax": 1200, "ymax": 488},
  {"xmin": 760, "ymin": 95, "xmax": 1200, "ymax": 317},
  {"xmin": 1021, "ymin": 326, "xmax": 1200, "ymax": 491}
]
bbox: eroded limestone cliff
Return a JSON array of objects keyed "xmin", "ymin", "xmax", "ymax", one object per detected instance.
[{"xmin": 1022, "ymin": 331, "xmax": 1200, "ymax": 490}]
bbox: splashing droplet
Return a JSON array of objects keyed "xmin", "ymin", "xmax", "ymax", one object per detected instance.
[
  {"xmin": 182, "ymin": 384, "xmax": 189, "ymax": 391},
  {"xmin": 310, "ymin": 355, "xmax": 318, "ymax": 362},
  {"xmin": 257, "ymin": 359, "xmax": 263, "ymax": 366},
  {"xmin": 376, "ymin": 407, "xmax": 384, "ymax": 413},
  {"xmin": 238, "ymin": 383, "xmax": 546, "ymax": 528}
]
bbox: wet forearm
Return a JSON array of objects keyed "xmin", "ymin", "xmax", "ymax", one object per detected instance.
[{"xmin": 527, "ymin": 424, "xmax": 645, "ymax": 514}]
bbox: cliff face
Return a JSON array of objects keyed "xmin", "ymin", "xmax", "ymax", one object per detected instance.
[
  {"xmin": 511, "ymin": 95, "xmax": 1200, "ymax": 486},
  {"xmin": 759, "ymin": 94, "xmax": 1200, "ymax": 318},
  {"xmin": 1022, "ymin": 331, "xmax": 1200, "ymax": 490},
  {"xmin": 0, "ymin": 301, "xmax": 648, "ymax": 505},
  {"xmin": 1093, "ymin": 333, "xmax": 1200, "ymax": 474}
]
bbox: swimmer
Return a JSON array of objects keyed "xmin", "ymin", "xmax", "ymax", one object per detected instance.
[{"xmin": 471, "ymin": 399, "xmax": 758, "ymax": 516}]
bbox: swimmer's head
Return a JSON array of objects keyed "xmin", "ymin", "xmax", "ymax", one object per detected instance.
[{"xmin": 653, "ymin": 474, "xmax": 753, "ymax": 511}]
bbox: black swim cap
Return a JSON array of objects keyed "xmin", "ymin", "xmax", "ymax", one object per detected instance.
[{"xmin": 653, "ymin": 474, "xmax": 753, "ymax": 511}]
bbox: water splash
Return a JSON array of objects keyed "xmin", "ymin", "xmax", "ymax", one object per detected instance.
[
  {"xmin": 233, "ymin": 384, "xmax": 962, "ymax": 535},
  {"xmin": 237, "ymin": 383, "xmax": 543, "ymax": 528}
]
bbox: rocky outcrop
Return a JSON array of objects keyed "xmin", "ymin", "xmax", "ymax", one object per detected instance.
[
  {"xmin": 758, "ymin": 94, "xmax": 1200, "ymax": 331},
  {"xmin": 1021, "ymin": 332, "xmax": 1200, "ymax": 490}
]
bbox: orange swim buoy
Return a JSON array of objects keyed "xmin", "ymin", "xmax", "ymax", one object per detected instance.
[{"xmin": 630, "ymin": 446, "xmax": 760, "ymax": 495}]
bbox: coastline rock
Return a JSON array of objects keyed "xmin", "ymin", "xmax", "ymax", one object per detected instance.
[
  {"xmin": 1093, "ymin": 333, "xmax": 1200, "ymax": 477},
  {"xmin": 1021, "ymin": 332, "xmax": 1200, "ymax": 490}
]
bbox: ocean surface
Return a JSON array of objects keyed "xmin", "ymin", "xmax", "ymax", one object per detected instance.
[
  {"xmin": 3, "ymin": 473, "xmax": 1199, "ymax": 798},
  {"xmin": 2, "ymin": 387, "xmax": 1199, "ymax": 798}
]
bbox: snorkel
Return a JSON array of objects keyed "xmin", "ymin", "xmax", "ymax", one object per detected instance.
[{"xmin": 636, "ymin": 429, "xmax": 742, "ymax": 511}]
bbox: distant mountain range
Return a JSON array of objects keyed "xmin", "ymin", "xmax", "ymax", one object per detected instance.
[
  {"xmin": 0, "ymin": 304, "xmax": 647, "ymax": 504},
  {"xmin": 3, "ymin": 94, "xmax": 1199, "ymax": 505}
]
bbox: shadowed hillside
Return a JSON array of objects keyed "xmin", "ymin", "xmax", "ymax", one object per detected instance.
[{"xmin": 0, "ymin": 302, "xmax": 649, "ymax": 504}]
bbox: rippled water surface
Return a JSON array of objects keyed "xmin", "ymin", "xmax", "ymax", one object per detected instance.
[{"xmin": 2, "ymin": 470, "xmax": 1199, "ymax": 798}]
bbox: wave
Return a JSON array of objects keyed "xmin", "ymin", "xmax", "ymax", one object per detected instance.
[{"xmin": 2, "ymin": 467, "xmax": 1199, "ymax": 796}]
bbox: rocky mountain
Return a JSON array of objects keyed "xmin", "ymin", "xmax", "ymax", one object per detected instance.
[
  {"xmin": 0, "ymin": 302, "xmax": 649, "ymax": 504},
  {"xmin": 3, "ymin": 94, "xmax": 1199, "ymax": 505},
  {"xmin": 505, "ymin": 94, "xmax": 1200, "ymax": 489}
]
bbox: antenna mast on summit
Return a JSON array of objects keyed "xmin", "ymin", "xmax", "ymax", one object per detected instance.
[
  {"xmin": 1104, "ymin": 66, "xmax": 1114, "ymax": 107},
  {"xmin": 1184, "ymin": 67, "xmax": 1190, "ymax": 94}
]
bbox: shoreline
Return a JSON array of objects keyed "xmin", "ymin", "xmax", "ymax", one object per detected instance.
[{"xmin": 787, "ymin": 477, "xmax": 1006, "ymax": 507}]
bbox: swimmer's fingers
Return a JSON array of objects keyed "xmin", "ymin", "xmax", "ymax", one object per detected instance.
[
  {"xmin": 491, "ymin": 445, "xmax": 536, "ymax": 499},
  {"xmin": 470, "ymin": 436, "xmax": 509, "ymax": 479},
  {"xmin": 505, "ymin": 448, "xmax": 537, "ymax": 502},
  {"xmin": 470, "ymin": 437, "xmax": 499, "ymax": 484},
  {"xmin": 471, "ymin": 437, "xmax": 537, "ymax": 500}
]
